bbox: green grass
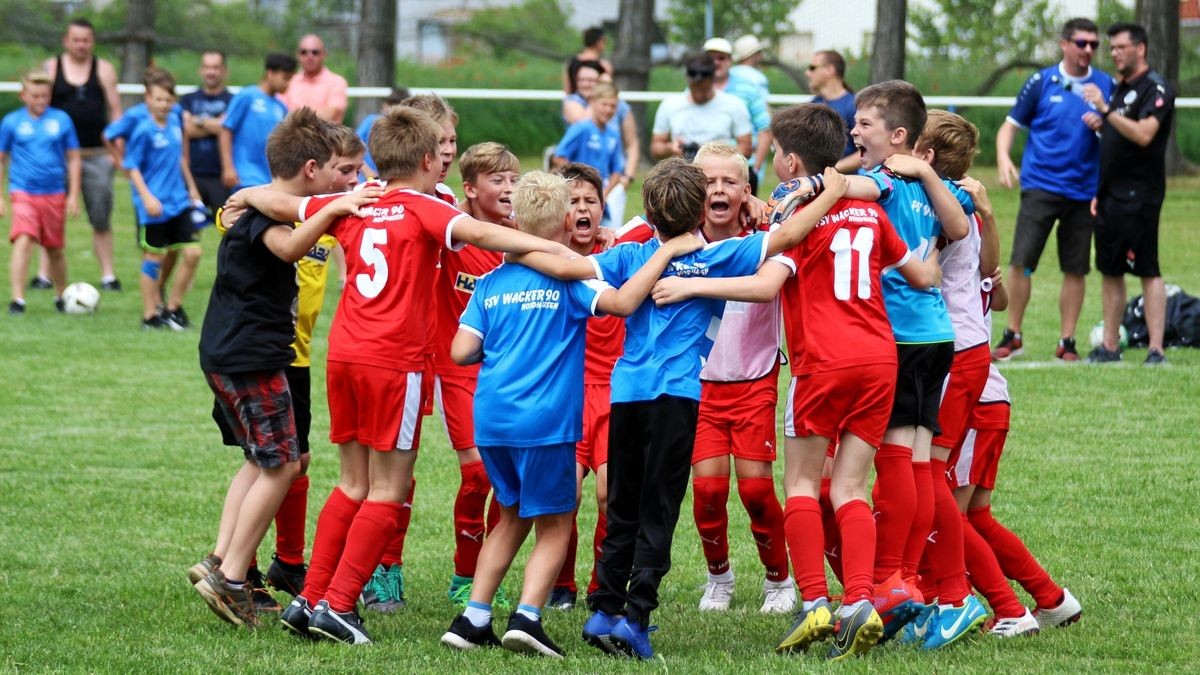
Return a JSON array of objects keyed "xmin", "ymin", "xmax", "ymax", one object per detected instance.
[{"xmin": 1, "ymin": 167, "xmax": 1199, "ymax": 672}]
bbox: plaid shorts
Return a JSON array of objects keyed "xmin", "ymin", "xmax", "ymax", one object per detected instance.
[{"xmin": 206, "ymin": 369, "xmax": 299, "ymax": 468}]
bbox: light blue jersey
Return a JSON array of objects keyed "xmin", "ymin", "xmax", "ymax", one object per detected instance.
[
  {"xmin": 556, "ymin": 118, "xmax": 624, "ymax": 180},
  {"xmin": 866, "ymin": 168, "xmax": 975, "ymax": 344},
  {"xmin": 123, "ymin": 115, "xmax": 189, "ymax": 224},
  {"xmin": 0, "ymin": 107, "xmax": 79, "ymax": 195},
  {"xmin": 103, "ymin": 102, "xmax": 183, "ymax": 143},
  {"xmin": 356, "ymin": 113, "xmax": 379, "ymax": 177},
  {"xmin": 460, "ymin": 263, "xmax": 608, "ymax": 447},
  {"xmin": 591, "ymin": 232, "xmax": 768, "ymax": 403},
  {"xmin": 222, "ymin": 87, "xmax": 287, "ymax": 189}
]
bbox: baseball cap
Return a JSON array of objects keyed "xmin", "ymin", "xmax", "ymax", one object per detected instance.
[
  {"xmin": 732, "ymin": 35, "xmax": 766, "ymax": 62},
  {"xmin": 702, "ymin": 37, "xmax": 733, "ymax": 55}
]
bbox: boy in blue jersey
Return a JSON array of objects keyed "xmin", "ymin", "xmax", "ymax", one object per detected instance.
[
  {"xmin": 439, "ymin": 171, "xmax": 701, "ymax": 658},
  {"xmin": 219, "ymin": 53, "xmax": 296, "ymax": 191},
  {"xmin": 122, "ymin": 69, "xmax": 203, "ymax": 330},
  {"xmin": 1, "ymin": 70, "xmax": 80, "ymax": 314},
  {"xmin": 553, "ymin": 82, "xmax": 627, "ymax": 217},
  {"xmin": 513, "ymin": 157, "xmax": 847, "ymax": 659}
]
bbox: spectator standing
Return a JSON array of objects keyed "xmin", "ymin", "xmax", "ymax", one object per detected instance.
[
  {"xmin": 730, "ymin": 35, "xmax": 770, "ymax": 101},
  {"xmin": 282, "ymin": 34, "xmax": 349, "ymax": 123},
  {"xmin": 806, "ymin": 49, "xmax": 860, "ymax": 173},
  {"xmin": 180, "ymin": 50, "xmax": 233, "ymax": 222},
  {"xmin": 220, "ymin": 54, "xmax": 296, "ymax": 191},
  {"xmin": 705, "ymin": 38, "xmax": 770, "ymax": 195},
  {"xmin": 563, "ymin": 27, "xmax": 613, "ymax": 94},
  {"xmin": 562, "ymin": 62, "xmax": 639, "ymax": 224},
  {"xmin": 651, "ymin": 53, "xmax": 751, "ymax": 161}
]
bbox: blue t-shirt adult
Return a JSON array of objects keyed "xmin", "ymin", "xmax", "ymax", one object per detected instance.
[
  {"xmin": 356, "ymin": 113, "xmax": 379, "ymax": 177},
  {"xmin": 591, "ymin": 232, "xmax": 768, "ymax": 403},
  {"xmin": 123, "ymin": 115, "xmax": 190, "ymax": 224},
  {"xmin": 103, "ymin": 102, "xmax": 184, "ymax": 143},
  {"xmin": 866, "ymin": 168, "xmax": 975, "ymax": 344},
  {"xmin": 179, "ymin": 88, "xmax": 233, "ymax": 177},
  {"xmin": 0, "ymin": 107, "xmax": 79, "ymax": 195},
  {"xmin": 223, "ymin": 87, "xmax": 287, "ymax": 189},
  {"xmin": 459, "ymin": 263, "xmax": 608, "ymax": 447},
  {"xmin": 556, "ymin": 118, "xmax": 625, "ymax": 180},
  {"xmin": 1007, "ymin": 64, "xmax": 1114, "ymax": 201},
  {"xmin": 814, "ymin": 91, "xmax": 857, "ymax": 158}
]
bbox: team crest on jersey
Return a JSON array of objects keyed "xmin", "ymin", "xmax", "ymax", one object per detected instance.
[
  {"xmin": 454, "ymin": 271, "xmax": 479, "ymax": 294},
  {"xmin": 152, "ymin": 132, "xmax": 170, "ymax": 149},
  {"xmin": 44, "ymin": 119, "xmax": 60, "ymax": 135},
  {"xmin": 1124, "ymin": 90, "xmax": 1138, "ymax": 105},
  {"xmin": 16, "ymin": 121, "xmax": 33, "ymax": 136},
  {"xmin": 251, "ymin": 98, "xmax": 268, "ymax": 114}
]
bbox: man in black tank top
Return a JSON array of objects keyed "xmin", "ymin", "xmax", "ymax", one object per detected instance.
[{"xmin": 40, "ymin": 18, "xmax": 123, "ymax": 290}]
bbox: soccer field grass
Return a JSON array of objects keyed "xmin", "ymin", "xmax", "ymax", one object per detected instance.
[{"xmin": 1, "ymin": 167, "xmax": 1198, "ymax": 672}]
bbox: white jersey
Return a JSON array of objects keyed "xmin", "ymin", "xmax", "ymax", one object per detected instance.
[
  {"xmin": 979, "ymin": 363, "xmax": 1010, "ymax": 404},
  {"xmin": 699, "ymin": 227, "xmax": 783, "ymax": 382},
  {"xmin": 938, "ymin": 213, "xmax": 991, "ymax": 351}
]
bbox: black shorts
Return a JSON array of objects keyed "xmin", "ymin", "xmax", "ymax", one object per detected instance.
[
  {"xmin": 1009, "ymin": 189, "xmax": 1093, "ymax": 276},
  {"xmin": 1095, "ymin": 190, "xmax": 1162, "ymax": 278},
  {"xmin": 193, "ymin": 174, "xmax": 230, "ymax": 218},
  {"xmin": 206, "ymin": 369, "xmax": 299, "ymax": 469},
  {"xmin": 286, "ymin": 365, "xmax": 312, "ymax": 455},
  {"xmin": 140, "ymin": 211, "xmax": 199, "ymax": 253},
  {"xmin": 888, "ymin": 342, "xmax": 955, "ymax": 433}
]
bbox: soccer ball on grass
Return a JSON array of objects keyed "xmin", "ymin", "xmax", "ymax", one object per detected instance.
[
  {"xmin": 1088, "ymin": 321, "xmax": 1128, "ymax": 349},
  {"xmin": 61, "ymin": 282, "xmax": 101, "ymax": 314}
]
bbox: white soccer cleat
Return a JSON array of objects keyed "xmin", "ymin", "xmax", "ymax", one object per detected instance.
[
  {"xmin": 761, "ymin": 577, "xmax": 797, "ymax": 614},
  {"xmin": 988, "ymin": 608, "xmax": 1040, "ymax": 637},
  {"xmin": 698, "ymin": 573, "xmax": 735, "ymax": 611},
  {"xmin": 1035, "ymin": 588, "xmax": 1081, "ymax": 629}
]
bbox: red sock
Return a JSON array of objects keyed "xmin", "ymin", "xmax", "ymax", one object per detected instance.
[
  {"xmin": 872, "ymin": 443, "xmax": 915, "ymax": 582},
  {"xmin": 901, "ymin": 460, "xmax": 934, "ymax": 580},
  {"xmin": 304, "ymin": 487, "xmax": 363, "ymax": 604},
  {"xmin": 555, "ymin": 518, "xmax": 579, "ymax": 592},
  {"xmin": 836, "ymin": 499, "xmax": 876, "ymax": 605},
  {"xmin": 692, "ymin": 476, "xmax": 731, "ymax": 575},
  {"xmin": 587, "ymin": 509, "xmax": 607, "ymax": 596},
  {"xmin": 917, "ymin": 553, "xmax": 937, "ymax": 602},
  {"xmin": 453, "ymin": 461, "xmax": 490, "ymax": 577},
  {"xmin": 737, "ymin": 477, "xmax": 788, "ymax": 582},
  {"xmin": 962, "ymin": 515, "xmax": 1025, "ymax": 618},
  {"xmin": 378, "ymin": 477, "xmax": 415, "ymax": 567},
  {"xmin": 819, "ymin": 477, "xmax": 842, "ymax": 584},
  {"xmin": 968, "ymin": 505, "xmax": 1064, "ymax": 609},
  {"xmin": 784, "ymin": 496, "xmax": 827, "ymax": 601},
  {"xmin": 273, "ymin": 474, "xmax": 309, "ymax": 565},
  {"xmin": 927, "ymin": 458, "xmax": 970, "ymax": 605},
  {"xmin": 324, "ymin": 500, "xmax": 405, "ymax": 612}
]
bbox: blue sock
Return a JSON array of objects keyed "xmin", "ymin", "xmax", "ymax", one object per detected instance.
[
  {"xmin": 464, "ymin": 600, "xmax": 492, "ymax": 628},
  {"xmin": 516, "ymin": 603, "xmax": 541, "ymax": 622}
]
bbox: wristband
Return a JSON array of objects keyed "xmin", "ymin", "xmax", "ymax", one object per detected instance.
[{"xmin": 1102, "ymin": 107, "xmax": 1113, "ymax": 118}]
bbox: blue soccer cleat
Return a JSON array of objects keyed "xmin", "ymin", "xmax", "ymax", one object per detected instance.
[{"xmin": 921, "ymin": 594, "xmax": 987, "ymax": 650}]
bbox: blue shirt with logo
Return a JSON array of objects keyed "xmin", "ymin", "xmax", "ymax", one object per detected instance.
[
  {"xmin": 222, "ymin": 87, "xmax": 287, "ymax": 189},
  {"xmin": 179, "ymin": 89, "xmax": 233, "ymax": 177},
  {"xmin": 1007, "ymin": 64, "xmax": 1114, "ymax": 201},
  {"xmin": 123, "ymin": 115, "xmax": 190, "ymax": 224},
  {"xmin": 460, "ymin": 263, "xmax": 608, "ymax": 447},
  {"xmin": 103, "ymin": 102, "xmax": 184, "ymax": 143},
  {"xmin": 556, "ymin": 118, "xmax": 625, "ymax": 180},
  {"xmin": 0, "ymin": 107, "xmax": 79, "ymax": 195},
  {"xmin": 591, "ymin": 232, "xmax": 768, "ymax": 403},
  {"xmin": 866, "ymin": 169, "xmax": 974, "ymax": 344}
]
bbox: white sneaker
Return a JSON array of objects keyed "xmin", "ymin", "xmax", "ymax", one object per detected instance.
[
  {"xmin": 699, "ymin": 573, "xmax": 735, "ymax": 611},
  {"xmin": 989, "ymin": 608, "xmax": 1040, "ymax": 637},
  {"xmin": 1035, "ymin": 588, "xmax": 1081, "ymax": 629},
  {"xmin": 760, "ymin": 577, "xmax": 797, "ymax": 614}
]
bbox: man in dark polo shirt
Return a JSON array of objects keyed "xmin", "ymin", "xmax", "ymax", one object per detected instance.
[{"xmin": 180, "ymin": 50, "xmax": 233, "ymax": 224}]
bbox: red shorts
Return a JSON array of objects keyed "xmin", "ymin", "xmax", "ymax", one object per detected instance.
[
  {"xmin": 420, "ymin": 353, "xmax": 436, "ymax": 416},
  {"xmin": 952, "ymin": 401, "xmax": 1011, "ymax": 490},
  {"xmin": 693, "ymin": 368, "xmax": 779, "ymax": 464},
  {"xmin": 327, "ymin": 361, "xmax": 424, "ymax": 451},
  {"xmin": 9, "ymin": 192, "xmax": 66, "ymax": 249},
  {"xmin": 932, "ymin": 343, "xmax": 991, "ymax": 452},
  {"xmin": 435, "ymin": 374, "xmax": 477, "ymax": 451},
  {"xmin": 576, "ymin": 383, "xmax": 611, "ymax": 471},
  {"xmin": 784, "ymin": 363, "xmax": 895, "ymax": 449}
]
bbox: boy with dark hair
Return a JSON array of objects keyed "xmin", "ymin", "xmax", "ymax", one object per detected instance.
[
  {"xmin": 219, "ymin": 53, "xmax": 296, "ymax": 191},
  {"xmin": 553, "ymin": 82, "xmax": 627, "ymax": 204},
  {"xmin": 356, "ymin": 87, "xmax": 410, "ymax": 179}
]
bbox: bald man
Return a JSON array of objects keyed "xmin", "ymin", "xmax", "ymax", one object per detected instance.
[{"xmin": 281, "ymin": 34, "xmax": 349, "ymax": 123}]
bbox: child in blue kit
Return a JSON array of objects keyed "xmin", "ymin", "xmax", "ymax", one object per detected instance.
[
  {"xmin": 219, "ymin": 53, "xmax": 295, "ymax": 191},
  {"xmin": 553, "ymin": 82, "xmax": 628, "ymax": 227},
  {"xmin": 440, "ymin": 171, "xmax": 701, "ymax": 658}
]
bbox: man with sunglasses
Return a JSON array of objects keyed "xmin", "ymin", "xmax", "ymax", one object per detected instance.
[
  {"xmin": 805, "ymin": 50, "xmax": 860, "ymax": 173},
  {"xmin": 281, "ymin": 34, "xmax": 349, "ymax": 124},
  {"xmin": 993, "ymin": 18, "xmax": 1114, "ymax": 363},
  {"xmin": 651, "ymin": 53, "xmax": 752, "ymax": 162}
]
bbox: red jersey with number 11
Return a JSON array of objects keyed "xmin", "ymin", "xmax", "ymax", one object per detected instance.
[{"xmin": 777, "ymin": 197, "xmax": 910, "ymax": 376}]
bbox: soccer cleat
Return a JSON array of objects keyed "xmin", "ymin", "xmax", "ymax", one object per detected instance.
[
  {"xmin": 29, "ymin": 276, "xmax": 52, "ymax": 290},
  {"xmin": 280, "ymin": 595, "xmax": 316, "ymax": 639},
  {"xmin": 308, "ymin": 599, "xmax": 371, "ymax": 644},
  {"xmin": 872, "ymin": 571, "xmax": 924, "ymax": 643},
  {"xmin": 54, "ymin": 297, "xmax": 65, "ymax": 313},
  {"xmin": 1144, "ymin": 349, "xmax": 1167, "ymax": 366},
  {"xmin": 898, "ymin": 603, "xmax": 936, "ymax": 646},
  {"xmin": 158, "ymin": 308, "xmax": 185, "ymax": 332},
  {"xmin": 698, "ymin": 573, "xmax": 735, "ymax": 611},
  {"xmin": 775, "ymin": 598, "xmax": 835, "ymax": 653},
  {"xmin": 142, "ymin": 315, "xmax": 171, "ymax": 330},
  {"xmin": 609, "ymin": 617, "xmax": 657, "ymax": 660},
  {"xmin": 501, "ymin": 613, "xmax": 565, "ymax": 658},
  {"xmin": 361, "ymin": 563, "xmax": 406, "ymax": 613},
  {"xmin": 187, "ymin": 554, "xmax": 221, "ymax": 584},
  {"xmin": 8, "ymin": 300, "xmax": 25, "ymax": 315},
  {"xmin": 1035, "ymin": 587, "xmax": 1081, "ymax": 629},
  {"xmin": 246, "ymin": 565, "xmax": 282, "ymax": 614},
  {"xmin": 1056, "ymin": 337, "xmax": 1080, "ymax": 361},
  {"xmin": 441, "ymin": 614, "xmax": 502, "ymax": 650},
  {"xmin": 166, "ymin": 305, "xmax": 191, "ymax": 328},
  {"xmin": 826, "ymin": 599, "xmax": 884, "ymax": 661},
  {"xmin": 448, "ymin": 574, "xmax": 473, "ymax": 609},
  {"xmin": 581, "ymin": 610, "xmax": 621, "ymax": 655},
  {"xmin": 194, "ymin": 569, "xmax": 260, "ymax": 629},
  {"xmin": 988, "ymin": 608, "xmax": 1040, "ymax": 637},
  {"xmin": 1087, "ymin": 345, "xmax": 1122, "ymax": 363},
  {"xmin": 100, "ymin": 278, "xmax": 122, "ymax": 291},
  {"xmin": 991, "ymin": 329, "xmax": 1023, "ymax": 361},
  {"xmin": 921, "ymin": 595, "xmax": 988, "ymax": 650},
  {"xmin": 760, "ymin": 578, "xmax": 797, "ymax": 614},
  {"xmin": 548, "ymin": 586, "xmax": 576, "ymax": 610},
  {"xmin": 266, "ymin": 555, "xmax": 306, "ymax": 597}
]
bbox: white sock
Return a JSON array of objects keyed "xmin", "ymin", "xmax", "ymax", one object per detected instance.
[
  {"xmin": 708, "ymin": 569, "xmax": 734, "ymax": 583},
  {"xmin": 463, "ymin": 601, "xmax": 492, "ymax": 628}
]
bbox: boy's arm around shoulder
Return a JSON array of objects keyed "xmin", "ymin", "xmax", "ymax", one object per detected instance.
[
  {"xmin": 652, "ymin": 258, "xmax": 790, "ymax": 306},
  {"xmin": 454, "ymin": 216, "xmax": 573, "ymax": 257},
  {"xmin": 594, "ymin": 232, "xmax": 704, "ymax": 316},
  {"xmin": 229, "ymin": 186, "xmax": 309, "ymax": 223},
  {"xmin": 766, "ymin": 167, "xmax": 848, "ymax": 256},
  {"xmin": 884, "ymin": 154, "xmax": 970, "ymax": 241},
  {"xmin": 261, "ymin": 188, "xmax": 382, "ymax": 263}
]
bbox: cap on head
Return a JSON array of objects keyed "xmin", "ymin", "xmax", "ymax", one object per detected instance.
[
  {"xmin": 732, "ymin": 35, "xmax": 765, "ymax": 62},
  {"xmin": 703, "ymin": 37, "xmax": 733, "ymax": 55}
]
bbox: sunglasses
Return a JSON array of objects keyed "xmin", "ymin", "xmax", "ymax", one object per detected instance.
[
  {"xmin": 1072, "ymin": 39, "xmax": 1099, "ymax": 50},
  {"xmin": 298, "ymin": 49, "xmax": 323, "ymax": 56},
  {"xmin": 807, "ymin": 63, "xmax": 823, "ymax": 71},
  {"xmin": 686, "ymin": 68, "xmax": 715, "ymax": 80}
]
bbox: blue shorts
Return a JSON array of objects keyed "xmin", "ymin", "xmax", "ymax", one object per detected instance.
[{"xmin": 478, "ymin": 443, "xmax": 576, "ymax": 518}]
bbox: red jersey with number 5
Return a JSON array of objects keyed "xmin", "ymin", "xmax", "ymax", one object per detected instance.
[
  {"xmin": 777, "ymin": 197, "xmax": 910, "ymax": 375},
  {"xmin": 305, "ymin": 188, "xmax": 467, "ymax": 370}
]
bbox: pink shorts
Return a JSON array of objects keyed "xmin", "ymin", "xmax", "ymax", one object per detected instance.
[
  {"xmin": 327, "ymin": 361, "xmax": 424, "ymax": 452},
  {"xmin": 693, "ymin": 368, "xmax": 779, "ymax": 464},
  {"xmin": 9, "ymin": 192, "xmax": 66, "ymax": 249},
  {"xmin": 785, "ymin": 363, "xmax": 895, "ymax": 449},
  {"xmin": 932, "ymin": 343, "xmax": 991, "ymax": 453},
  {"xmin": 576, "ymin": 383, "xmax": 611, "ymax": 471},
  {"xmin": 952, "ymin": 402, "xmax": 1011, "ymax": 490},
  {"xmin": 435, "ymin": 374, "xmax": 477, "ymax": 451}
]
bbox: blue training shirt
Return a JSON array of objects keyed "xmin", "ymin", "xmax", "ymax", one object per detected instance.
[
  {"xmin": 0, "ymin": 107, "xmax": 79, "ymax": 195},
  {"xmin": 591, "ymin": 232, "xmax": 768, "ymax": 403},
  {"xmin": 103, "ymin": 102, "xmax": 184, "ymax": 143},
  {"xmin": 356, "ymin": 113, "xmax": 379, "ymax": 177},
  {"xmin": 460, "ymin": 263, "xmax": 609, "ymax": 447},
  {"xmin": 866, "ymin": 168, "xmax": 974, "ymax": 344},
  {"xmin": 222, "ymin": 87, "xmax": 287, "ymax": 189},
  {"xmin": 814, "ymin": 91, "xmax": 857, "ymax": 158},
  {"xmin": 556, "ymin": 118, "xmax": 625, "ymax": 180},
  {"xmin": 1008, "ymin": 64, "xmax": 1114, "ymax": 201},
  {"xmin": 123, "ymin": 114, "xmax": 190, "ymax": 224}
]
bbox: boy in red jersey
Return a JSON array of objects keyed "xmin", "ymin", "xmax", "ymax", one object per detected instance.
[{"xmin": 652, "ymin": 104, "xmax": 936, "ymax": 660}]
